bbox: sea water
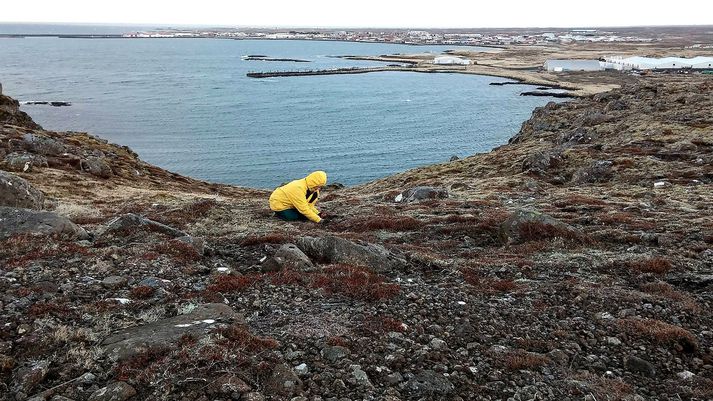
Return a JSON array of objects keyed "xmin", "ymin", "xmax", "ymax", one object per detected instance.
[{"xmin": 0, "ymin": 25, "xmax": 560, "ymax": 188}]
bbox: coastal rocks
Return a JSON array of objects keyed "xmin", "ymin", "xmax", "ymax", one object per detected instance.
[
  {"xmin": 0, "ymin": 206, "xmax": 88, "ymax": 240},
  {"xmin": 261, "ymin": 243, "xmax": 315, "ymax": 272},
  {"xmin": 4, "ymin": 152, "xmax": 48, "ymax": 172},
  {"xmin": 521, "ymin": 150, "xmax": 564, "ymax": 175},
  {"xmin": 0, "ymin": 171, "xmax": 44, "ymax": 209},
  {"xmin": 101, "ymin": 303, "xmax": 239, "ymax": 361},
  {"xmin": 23, "ymin": 133, "xmax": 66, "ymax": 156},
  {"xmin": 295, "ymin": 235, "xmax": 405, "ymax": 273},
  {"xmin": 571, "ymin": 160, "xmax": 614, "ymax": 184},
  {"xmin": 558, "ymin": 127, "xmax": 597, "ymax": 146},
  {"xmin": 99, "ymin": 213, "xmax": 187, "ymax": 240},
  {"xmin": 0, "ymin": 94, "xmax": 42, "ymax": 130},
  {"xmin": 394, "ymin": 186, "xmax": 449, "ymax": 203},
  {"xmin": 87, "ymin": 382, "xmax": 137, "ymax": 401},
  {"xmin": 499, "ymin": 209, "xmax": 581, "ymax": 244},
  {"xmin": 81, "ymin": 156, "xmax": 113, "ymax": 178}
]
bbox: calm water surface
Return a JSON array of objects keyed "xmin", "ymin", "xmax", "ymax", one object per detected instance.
[{"xmin": 0, "ymin": 27, "xmax": 558, "ymax": 188}]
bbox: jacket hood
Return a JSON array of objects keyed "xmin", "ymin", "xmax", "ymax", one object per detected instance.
[{"xmin": 305, "ymin": 171, "xmax": 327, "ymax": 189}]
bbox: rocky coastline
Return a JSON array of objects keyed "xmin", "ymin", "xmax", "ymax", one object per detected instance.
[{"xmin": 1, "ymin": 75, "xmax": 712, "ymax": 400}]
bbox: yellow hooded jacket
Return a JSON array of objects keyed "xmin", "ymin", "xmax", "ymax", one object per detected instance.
[{"xmin": 269, "ymin": 171, "xmax": 327, "ymax": 223}]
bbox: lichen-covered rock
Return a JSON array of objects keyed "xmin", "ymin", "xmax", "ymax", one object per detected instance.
[
  {"xmin": 23, "ymin": 133, "xmax": 66, "ymax": 156},
  {"xmin": 296, "ymin": 235, "xmax": 405, "ymax": 273},
  {"xmin": 101, "ymin": 303, "xmax": 240, "ymax": 361},
  {"xmin": 499, "ymin": 209, "xmax": 582, "ymax": 244},
  {"xmin": 0, "ymin": 171, "xmax": 44, "ymax": 209},
  {"xmin": 81, "ymin": 156, "xmax": 113, "ymax": 178},
  {"xmin": 4, "ymin": 152, "xmax": 48, "ymax": 172},
  {"xmin": 395, "ymin": 186, "xmax": 448, "ymax": 203},
  {"xmin": 521, "ymin": 150, "xmax": 564, "ymax": 175},
  {"xmin": 571, "ymin": 160, "xmax": 614, "ymax": 184},
  {"xmin": 0, "ymin": 206, "xmax": 88, "ymax": 239},
  {"xmin": 261, "ymin": 243, "xmax": 315, "ymax": 272}
]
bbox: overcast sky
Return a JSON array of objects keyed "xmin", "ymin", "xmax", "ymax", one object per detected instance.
[{"xmin": 2, "ymin": 0, "xmax": 711, "ymax": 28}]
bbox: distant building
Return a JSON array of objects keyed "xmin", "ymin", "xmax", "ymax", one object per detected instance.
[
  {"xmin": 604, "ymin": 56, "xmax": 713, "ymax": 70},
  {"xmin": 433, "ymin": 55, "xmax": 471, "ymax": 65},
  {"xmin": 544, "ymin": 60, "xmax": 603, "ymax": 72}
]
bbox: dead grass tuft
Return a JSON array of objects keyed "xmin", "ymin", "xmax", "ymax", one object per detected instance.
[
  {"xmin": 618, "ymin": 318, "xmax": 698, "ymax": 352},
  {"xmin": 628, "ymin": 257, "xmax": 673, "ymax": 275},
  {"xmin": 501, "ymin": 350, "xmax": 550, "ymax": 370},
  {"xmin": 311, "ymin": 264, "xmax": 400, "ymax": 302}
]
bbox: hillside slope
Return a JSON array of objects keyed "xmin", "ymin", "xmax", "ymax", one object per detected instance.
[{"xmin": 1, "ymin": 76, "xmax": 712, "ymax": 401}]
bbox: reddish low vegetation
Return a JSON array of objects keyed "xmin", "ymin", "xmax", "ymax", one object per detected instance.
[
  {"xmin": 115, "ymin": 346, "xmax": 170, "ymax": 382},
  {"xmin": 0, "ymin": 234, "xmax": 92, "ymax": 268},
  {"xmin": 130, "ymin": 285, "xmax": 156, "ymax": 299},
  {"xmin": 311, "ymin": 264, "xmax": 400, "ymax": 302},
  {"xmin": 501, "ymin": 350, "xmax": 551, "ymax": 370},
  {"xmin": 618, "ymin": 318, "xmax": 698, "ymax": 352},
  {"xmin": 153, "ymin": 239, "xmax": 201, "ymax": 264},
  {"xmin": 462, "ymin": 269, "xmax": 521, "ymax": 294},
  {"xmin": 207, "ymin": 274, "xmax": 258, "ymax": 293},
  {"xmin": 335, "ymin": 215, "xmax": 423, "ymax": 232},
  {"xmin": 628, "ymin": 257, "xmax": 673, "ymax": 274}
]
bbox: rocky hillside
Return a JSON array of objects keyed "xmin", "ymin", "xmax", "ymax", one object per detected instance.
[{"xmin": 0, "ymin": 76, "xmax": 712, "ymax": 401}]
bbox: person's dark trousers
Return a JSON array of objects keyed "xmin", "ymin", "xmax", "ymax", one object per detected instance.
[{"xmin": 274, "ymin": 209, "xmax": 308, "ymax": 221}]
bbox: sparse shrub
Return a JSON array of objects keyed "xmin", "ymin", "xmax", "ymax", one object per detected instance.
[
  {"xmin": 640, "ymin": 282, "xmax": 699, "ymax": 311},
  {"xmin": 153, "ymin": 239, "xmax": 201, "ymax": 264},
  {"xmin": 28, "ymin": 302, "xmax": 71, "ymax": 317},
  {"xmin": 517, "ymin": 221, "xmax": 585, "ymax": 243},
  {"xmin": 217, "ymin": 324, "xmax": 280, "ymax": 351},
  {"xmin": 130, "ymin": 285, "xmax": 156, "ymax": 299},
  {"xmin": 502, "ymin": 350, "xmax": 550, "ymax": 370},
  {"xmin": 206, "ymin": 274, "xmax": 257, "ymax": 293},
  {"xmin": 268, "ymin": 268, "xmax": 303, "ymax": 286},
  {"xmin": 311, "ymin": 264, "xmax": 400, "ymax": 302},
  {"xmin": 114, "ymin": 346, "xmax": 170, "ymax": 382},
  {"xmin": 336, "ymin": 215, "xmax": 423, "ymax": 232},
  {"xmin": 618, "ymin": 318, "xmax": 698, "ymax": 352},
  {"xmin": 1, "ymin": 234, "xmax": 92, "ymax": 268},
  {"xmin": 241, "ymin": 232, "xmax": 292, "ymax": 246},
  {"xmin": 628, "ymin": 257, "xmax": 673, "ymax": 274}
]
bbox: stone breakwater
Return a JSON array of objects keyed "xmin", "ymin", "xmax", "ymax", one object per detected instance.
[{"xmin": 1, "ymin": 76, "xmax": 712, "ymax": 400}]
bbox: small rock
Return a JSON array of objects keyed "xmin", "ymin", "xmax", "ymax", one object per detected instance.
[
  {"xmin": 677, "ymin": 370, "xmax": 695, "ymax": 380},
  {"xmin": 242, "ymin": 393, "xmax": 265, "ymax": 401},
  {"xmin": 625, "ymin": 356, "xmax": 656, "ymax": 377},
  {"xmin": 404, "ymin": 370, "xmax": 454, "ymax": 397},
  {"xmin": 429, "ymin": 338, "xmax": 447, "ymax": 350},
  {"xmin": 606, "ymin": 337, "xmax": 622, "ymax": 346},
  {"xmin": 80, "ymin": 156, "xmax": 113, "ymax": 178},
  {"xmin": 395, "ymin": 186, "xmax": 449, "ymax": 203},
  {"xmin": 102, "ymin": 276, "xmax": 127, "ymax": 290},
  {"xmin": 264, "ymin": 363, "xmax": 302, "ymax": 396},
  {"xmin": 386, "ymin": 372, "xmax": 403, "ymax": 384},
  {"xmin": 261, "ymin": 243, "xmax": 315, "ymax": 272},
  {"xmin": 321, "ymin": 345, "xmax": 351, "ymax": 363},
  {"xmin": 206, "ymin": 373, "xmax": 251, "ymax": 395},
  {"xmin": 0, "ymin": 171, "xmax": 45, "ymax": 209},
  {"xmin": 294, "ymin": 363, "xmax": 309, "ymax": 376},
  {"xmin": 79, "ymin": 372, "xmax": 97, "ymax": 384},
  {"xmin": 14, "ymin": 360, "xmax": 50, "ymax": 393},
  {"xmin": 350, "ymin": 365, "xmax": 373, "ymax": 387}
]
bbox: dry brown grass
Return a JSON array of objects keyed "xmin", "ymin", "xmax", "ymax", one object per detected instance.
[
  {"xmin": 628, "ymin": 257, "xmax": 673, "ymax": 275},
  {"xmin": 501, "ymin": 350, "xmax": 550, "ymax": 370},
  {"xmin": 618, "ymin": 318, "xmax": 698, "ymax": 352},
  {"xmin": 639, "ymin": 282, "xmax": 700, "ymax": 311}
]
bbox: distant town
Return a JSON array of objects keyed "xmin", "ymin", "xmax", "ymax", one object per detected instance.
[{"xmin": 122, "ymin": 28, "xmax": 658, "ymax": 46}]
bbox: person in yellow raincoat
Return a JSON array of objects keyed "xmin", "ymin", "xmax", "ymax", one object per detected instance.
[{"xmin": 269, "ymin": 171, "xmax": 327, "ymax": 223}]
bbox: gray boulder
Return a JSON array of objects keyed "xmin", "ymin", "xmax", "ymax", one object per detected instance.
[
  {"xmin": 99, "ymin": 214, "xmax": 187, "ymax": 239},
  {"xmin": 395, "ymin": 186, "xmax": 448, "ymax": 203},
  {"xmin": 81, "ymin": 156, "xmax": 113, "ymax": 178},
  {"xmin": 261, "ymin": 243, "xmax": 315, "ymax": 272},
  {"xmin": 295, "ymin": 235, "xmax": 405, "ymax": 273},
  {"xmin": 101, "ymin": 303, "xmax": 240, "ymax": 361},
  {"xmin": 23, "ymin": 133, "xmax": 66, "ymax": 156},
  {"xmin": 499, "ymin": 209, "xmax": 582, "ymax": 244},
  {"xmin": 571, "ymin": 160, "xmax": 613, "ymax": 184},
  {"xmin": 4, "ymin": 152, "xmax": 48, "ymax": 172},
  {"xmin": 0, "ymin": 207, "xmax": 88, "ymax": 240},
  {"xmin": 0, "ymin": 171, "xmax": 44, "ymax": 209},
  {"xmin": 625, "ymin": 356, "xmax": 656, "ymax": 377},
  {"xmin": 521, "ymin": 150, "xmax": 564, "ymax": 175},
  {"xmin": 404, "ymin": 370, "xmax": 454, "ymax": 397},
  {"xmin": 264, "ymin": 363, "xmax": 302, "ymax": 397}
]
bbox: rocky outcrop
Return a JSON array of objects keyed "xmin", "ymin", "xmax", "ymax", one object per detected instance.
[
  {"xmin": 261, "ymin": 243, "xmax": 315, "ymax": 272},
  {"xmin": 394, "ymin": 186, "xmax": 449, "ymax": 203},
  {"xmin": 295, "ymin": 235, "xmax": 406, "ymax": 272},
  {"xmin": 0, "ymin": 94, "xmax": 42, "ymax": 130},
  {"xmin": 0, "ymin": 171, "xmax": 44, "ymax": 209},
  {"xmin": 0, "ymin": 206, "xmax": 88, "ymax": 239},
  {"xmin": 101, "ymin": 303, "xmax": 240, "ymax": 361},
  {"xmin": 98, "ymin": 213, "xmax": 187, "ymax": 240}
]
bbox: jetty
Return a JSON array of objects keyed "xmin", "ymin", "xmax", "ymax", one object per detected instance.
[{"xmin": 246, "ymin": 66, "xmax": 411, "ymax": 78}]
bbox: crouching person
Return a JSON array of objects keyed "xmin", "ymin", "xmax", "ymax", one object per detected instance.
[{"xmin": 269, "ymin": 171, "xmax": 327, "ymax": 223}]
